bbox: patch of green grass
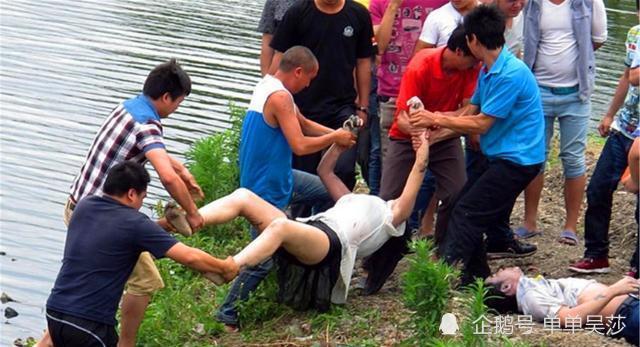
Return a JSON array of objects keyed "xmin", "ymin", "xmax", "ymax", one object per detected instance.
[
  {"xmin": 402, "ymin": 239, "xmax": 459, "ymax": 345},
  {"xmin": 136, "ymin": 103, "xmax": 252, "ymax": 346}
]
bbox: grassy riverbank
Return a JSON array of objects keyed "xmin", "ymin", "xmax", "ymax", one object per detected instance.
[
  {"xmin": 131, "ymin": 106, "xmax": 637, "ymax": 346},
  {"xmin": 23, "ymin": 106, "xmax": 628, "ymax": 347}
]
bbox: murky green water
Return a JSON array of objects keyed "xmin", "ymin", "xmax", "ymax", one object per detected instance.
[{"xmin": 0, "ymin": 0, "xmax": 636, "ymax": 343}]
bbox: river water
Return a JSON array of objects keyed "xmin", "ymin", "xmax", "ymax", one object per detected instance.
[{"xmin": 0, "ymin": 0, "xmax": 636, "ymax": 344}]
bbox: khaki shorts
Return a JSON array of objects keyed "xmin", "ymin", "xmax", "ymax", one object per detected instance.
[{"xmin": 63, "ymin": 197, "xmax": 164, "ymax": 296}]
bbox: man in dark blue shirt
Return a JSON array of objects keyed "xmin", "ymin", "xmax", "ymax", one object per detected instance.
[{"xmin": 46, "ymin": 162, "xmax": 237, "ymax": 347}]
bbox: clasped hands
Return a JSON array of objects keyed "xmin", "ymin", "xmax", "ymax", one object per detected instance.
[{"xmin": 408, "ymin": 109, "xmax": 443, "ymax": 150}]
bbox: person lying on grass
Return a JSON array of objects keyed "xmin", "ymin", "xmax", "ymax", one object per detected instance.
[
  {"xmin": 485, "ymin": 266, "xmax": 639, "ymax": 346},
  {"xmin": 162, "ymin": 132, "xmax": 431, "ymax": 313}
]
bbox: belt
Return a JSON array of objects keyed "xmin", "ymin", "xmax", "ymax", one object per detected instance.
[{"xmin": 540, "ymin": 85, "xmax": 579, "ymax": 96}]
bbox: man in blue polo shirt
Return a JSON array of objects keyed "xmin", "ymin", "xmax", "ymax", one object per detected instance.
[
  {"xmin": 409, "ymin": 5, "xmax": 544, "ymax": 285},
  {"xmin": 46, "ymin": 162, "xmax": 237, "ymax": 347}
]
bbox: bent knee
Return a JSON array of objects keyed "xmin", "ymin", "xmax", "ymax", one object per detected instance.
[
  {"xmin": 264, "ymin": 217, "xmax": 290, "ymax": 236},
  {"xmin": 559, "ymin": 153, "xmax": 586, "ymax": 178}
]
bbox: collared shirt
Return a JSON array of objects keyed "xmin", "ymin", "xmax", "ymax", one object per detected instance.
[
  {"xmin": 471, "ymin": 48, "xmax": 545, "ymax": 166},
  {"xmin": 389, "ymin": 46, "xmax": 479, "ymax": 140},
  {"xmin": 69, "ymin": 94, "xmax": 165, "ymax": 203}
]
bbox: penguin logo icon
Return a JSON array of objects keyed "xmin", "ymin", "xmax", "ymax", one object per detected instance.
[{"xmin": 439, "ymin": 313, "xmax": 459, "ymax": 335}]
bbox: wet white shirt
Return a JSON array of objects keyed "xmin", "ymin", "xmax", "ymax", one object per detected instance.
[
  {"xmin": 517, "ymin": 275, "xmax": 596, "ymax": 321},
  {"xmin": 298, "ymin": 193, "xmax": 406, "ymax": 304}
]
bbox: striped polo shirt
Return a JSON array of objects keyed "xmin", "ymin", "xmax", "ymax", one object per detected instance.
[{"xmin": 69, "ymin": 94, "xmax": 165, "ymax": 203}]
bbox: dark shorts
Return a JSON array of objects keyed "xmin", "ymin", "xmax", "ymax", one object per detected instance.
[
  {"xmin": 612, "ymin": 295, "xmax": 639, "ymax": 346},
  {"xmin": 274, "ymin": 220, "xmax": 342, "ymax": 312},
  {"xmin": 47, "ymin": 309, "xmax": 118, "ymax": 347}
]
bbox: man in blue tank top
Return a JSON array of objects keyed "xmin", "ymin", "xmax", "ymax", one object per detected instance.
[{"xmin": 218, "ymin": 46, "xmax": 357, "ymax": 330}]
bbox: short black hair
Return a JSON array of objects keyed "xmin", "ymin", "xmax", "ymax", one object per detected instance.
[
  {"xmin": 103, "ymin": 161, "xmax": 150, "ymax": 196},
  {"xmin": 447, "ymin": 24, "xmax": 473, "ymax": 56},
  {"xmin": 143, "ymin": 58, "xmax": 191, "ymax": 100},
  {"xmin": 464, "ymin": 5, "xmax": 506, "ymax": 50},
  {"xmin": 279, "ymin": 46, "xmax": 319, "ymax": 73},
  {"xmin": 484, "ymin": 285, "xmax": 519, "ymax": 314}
]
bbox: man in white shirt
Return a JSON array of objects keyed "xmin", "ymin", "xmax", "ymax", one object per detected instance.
[
  {"xmin": 486, "ymin": 266, "xmax": 639, "ymax": 345},
  {"xmin": 511, "ymin": 0, "xmax": 607, "ymax": 246},
  {"xmin": 413, "ymin": 0, "xmax": 477, "ymax": 52}
]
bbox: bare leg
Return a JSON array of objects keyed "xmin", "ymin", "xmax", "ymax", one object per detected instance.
[
  {"xmin": 564, "ymin": 174, "xmax": 586, "ymax": 232},
  {"xmin": 118, "ymin": 293, "xmax": 150, "ymax": 347},
  {"xmin": 233, "ymin": 218, "xmax": 330, "ymax": 268},
  {"xmin": 198, "ymin": 188, "xmax": 286, "ymax": 232},
  {"xmin": 34, "ymin": 331, "xmax": 53, "ymax": 347},
  {"xmin": 158, "ymin": 188, "xmax": 286, "ymax": 233},
  {"xmin": 522, "ymin": 173, "xmax": 543, "ymax": 231}
]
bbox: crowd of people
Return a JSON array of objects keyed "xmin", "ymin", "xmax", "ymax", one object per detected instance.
[{"xmin": 37, "ymin": 0, "xmax": 640, "ymax": 346}]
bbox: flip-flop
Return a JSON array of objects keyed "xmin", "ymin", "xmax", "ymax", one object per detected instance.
[
  {"xmin": 513, "ymin": 226, "xmax": 542, "ymax": 239},
  {"xmin": 557, "ymin": 230, "xmax": 579, "ymax": 246}
]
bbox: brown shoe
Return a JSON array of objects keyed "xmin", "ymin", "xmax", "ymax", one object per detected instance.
[{"xmin": 164, "ymin": 201, "xmax": 193, "ymax": 237}]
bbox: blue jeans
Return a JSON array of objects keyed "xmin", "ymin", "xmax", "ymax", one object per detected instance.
[
  {"xmin": 540, "ymin": 87, "xmax": 590, "ymax": 178},
  {"xmin": 215, "ymin": 169, "xmax": 332, "ymax": 325},
  {"xmin": 368, "ymin": 71, "xmax": 381, "ymax": 196},
  {"xmin": 584, "ymin": 131, "xmax": 634, "ymax": 259},
  {"xmin": 614, "ymin": 296, "xmax": 639, "ymax": 346}
]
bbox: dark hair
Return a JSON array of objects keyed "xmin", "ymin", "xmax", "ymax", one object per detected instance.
[
  {"xmin": 447, "ymin": 24, "xmax": 473, "ymax": 56},
  {"xmin": 463, "ymin": 5, "xmax": 506, "ymax": 50},
  {"xmin": 279, "ymin": 46, "xmax": 319, "ymax": 73},
  {"xmin": 484, "ymin": 285, "xmax": 519, "ymax": 314},
  {"xmin": 103, "ymin": 161, "xmax": 150, "ymax": 196},
  {"xmin": 143, "ymin": 58, "xmax": 191, "ymax": 100}
]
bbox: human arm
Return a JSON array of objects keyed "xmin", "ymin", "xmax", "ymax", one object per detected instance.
[
  {"xmin": 355, "ymin": 58, "xmax": 372, "ymax": 126},
  {"xmin": 373, "ymin": 0, "xmax": 402, "ymax": 54},
  {"xmin": 391, "ymin": 132, "xmax": 429, "ymax": 226},
  {"xmin": 168, "ymin": 155, "xmax": 204, "ymax": 201},
  {"xmin": 257, "ymin": 0, "xmax": 277, "ymax": 76},
  {"xmin": 268, "ymin": 51, "xmax": 283, "ymax": 75},
  {"xmin": 590, "ymin": 0, "xmax": 607, "ymax": 51},
  {"xmin": 598, "ymin": 70, "xmax": 629, "ymax": 136},
  {"xmin": 268, "ymin": 91, "xmax": 355, "ymax": 155},
  {"xmin": 317, "ymin": 144, "xmax": 351, "ymax": 201},
  {"xmin": 260, "ymin": 34, "xmax": 275, "ymax": 76},
  {"xmin": 410, "ymin": 110, "xmax": 496, "ymax": 135},
  {"xmin": 556, "ymin": 277, "xmax": 640, "ymax": 326},
  {"xmin": 630, "ymin": 67, "xmax": 640, "ymax": 87},
  {"xmin": 165, "ymin": 243, "xmax": 237, "ymax": 281},
  {"xmin": 146, "ymin": 148, "xmax": 204, "ymax": 231},
  {"xmin": 296, "ymin": 108, "xmax": 334, "ymax": 136}
]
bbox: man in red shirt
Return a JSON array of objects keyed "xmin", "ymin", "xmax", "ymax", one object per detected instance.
[{"xmin": 364, "ymin": 25, "xmax": 479, "ymax": 294}]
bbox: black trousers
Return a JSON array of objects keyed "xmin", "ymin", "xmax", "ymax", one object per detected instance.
[
  {"xmin": 47, "ymin": 309, "xmax": 118, "ymax": 347},
  {"xmin": 291, "ymin": 104, "xmax": 357, "ymax": 218},
  {"xmin": 441, "ymin": 158, "xmax": 542, "ymax": 286}
]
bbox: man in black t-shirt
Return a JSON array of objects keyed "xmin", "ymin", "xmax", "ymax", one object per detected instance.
[
  {"xmin": 45, "ymin": 162, "xmax": 237, "ymax": 347},
  {"xmin": 269, "ymin": 0, "xmax": 374, "ymax": 192}
]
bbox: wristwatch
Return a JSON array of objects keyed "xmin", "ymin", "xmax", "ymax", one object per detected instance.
[{"xmin": 356, "ymin": 105, "xmax": 369, "ymax": 115}]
